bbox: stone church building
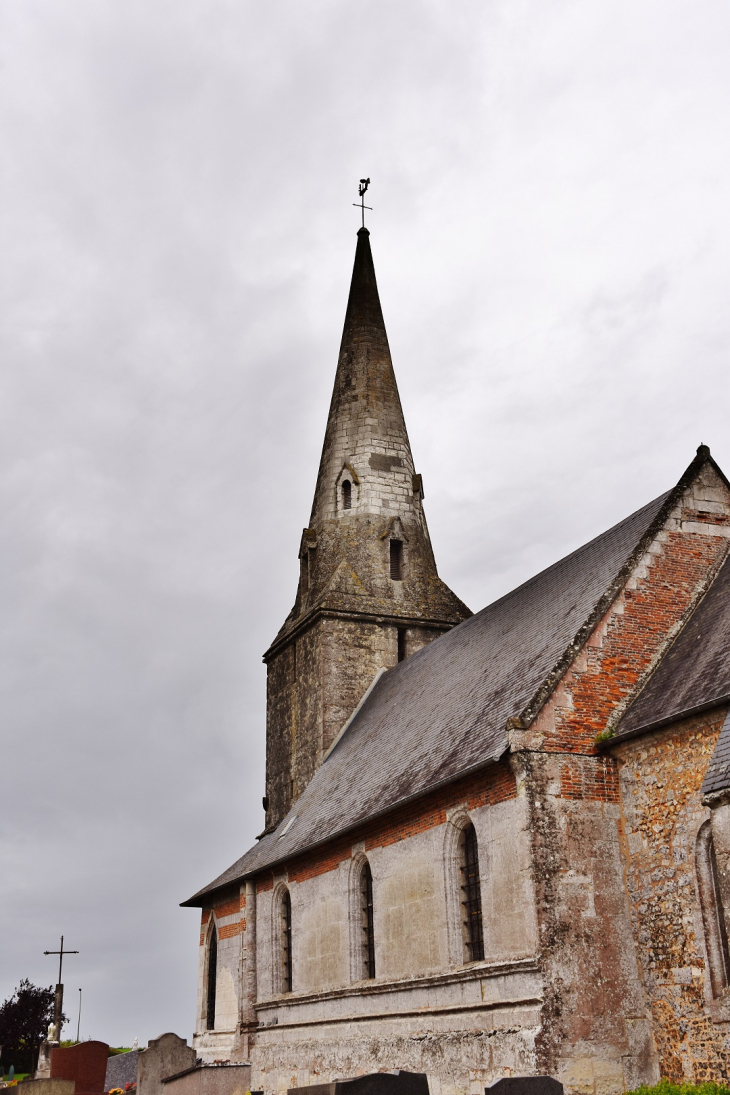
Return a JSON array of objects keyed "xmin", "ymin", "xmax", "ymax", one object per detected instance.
[{"xmin": 182, "ymin": 228, "xmax": 730, "ymax": 1095}]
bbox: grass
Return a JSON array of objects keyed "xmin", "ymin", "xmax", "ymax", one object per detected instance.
[{"xmin": 627, "ymin": 1082, "xmax": 730, "ymax": 1095}]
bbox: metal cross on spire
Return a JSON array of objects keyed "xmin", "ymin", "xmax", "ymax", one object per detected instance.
[{"xmin": 353, "ymin": 178, "xmax": 372, "ymax": 228}]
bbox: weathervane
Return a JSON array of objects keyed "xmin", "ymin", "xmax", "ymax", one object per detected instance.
[{"xmin": 353, "ymin": 178, "xmax": 372, "ymax": 228}]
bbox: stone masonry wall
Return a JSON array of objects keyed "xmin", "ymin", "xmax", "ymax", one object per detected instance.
[
  {"xmin": 613, "ymin": 710, "xmax": 730, "ymax": 1083},
  {"xmin": 247, "ymin": 762, "xmax": 539, "ymax": 1095},
  {"xmin": 510, "ymin": 465, "xmax": 730, "ymax": 1094},
  {"xmin": 194, "ymin": 887, "xmax": 245, "ymax": 1063}
]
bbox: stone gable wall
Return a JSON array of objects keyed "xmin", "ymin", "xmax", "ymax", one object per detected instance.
[
  {"xmin": 508, "ymin": 464, "xmax": 730, "ymax": 1095},
  {"xmin": 613, "ymin": 710, "xmax": 730, "ymax": 1082}
]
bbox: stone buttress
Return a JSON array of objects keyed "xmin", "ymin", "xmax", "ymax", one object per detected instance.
[{"xmin": 263, "ymin": 228, "xmax": 470, "ymax": 829}]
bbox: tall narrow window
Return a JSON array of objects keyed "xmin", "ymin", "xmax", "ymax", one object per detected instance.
[
  {"xmin": 281, "ymin": 889, "xmax": 293, "ymax": 993},
  {"xmin": 697, "ymin": 820, "xmax": 730, "ymax": 996},
  {"xmin": 397, "ymin": 628, "xmax": 407, "ymax": 662},
  {"xmin": 206, "ymin": 923, "xmax": 217, "ymax": 1030},
  {"xmin": 460, "ymin": 823, "xmax": 484, "ymax": 962},
  {"xmin": 390, "ymin": 539, "xmax": 403, "ymax": 580},
  {"xmin": 361, "ymin": 861, "xmax": 375, "ymax": 978},
  {"xmin": 342, "ymin": 480, "xmax": 352, "ymax": 510}
]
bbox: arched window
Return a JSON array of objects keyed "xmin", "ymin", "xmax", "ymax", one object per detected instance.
[
  {"xmin": 460, "ymin": 823, "xmax": 484, "ymax": 962},
  {"xmin": 206, "ymin": 922, "xmax": 217, "ymax": 1030},
  {"xmin": 389, "ymin": 539, "xmax": 403, "ymax": 580},
  {"xmin": 342, "ymin": 480, "xmax": 352, "ymax": 510},
  {"xmin": 361, "ymin": 861, "xmax": 375, "ymax": 978},
  {"xmin": 281, "ymin": 889, "xmax": 293, "ymax": 993},
  {"xmin": 697, "ymin": 820, "xmax": 730, "ymax": 997}
]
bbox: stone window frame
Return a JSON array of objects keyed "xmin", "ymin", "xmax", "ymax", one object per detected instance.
[
  {"xmin": 203, "ymin": 914, "xmax": 218, "ymax": 1031},
  {"xmin": 271, "ymin": 881, "xmax": 293, "ymax": 995},
  {"xmin": 443, "ymin": 809, "xmax": 486, "ymax": 967},
  {"xmin": 696, "ymin": 819, "xmax": 730, "ymax": 1000},
  {"xmin": 336, "ymin": 463, "xmax": 360, "ymax": 514},
  {"xmin": 348, "ymin": 851, "xmax": 376, "ymax": 982}
]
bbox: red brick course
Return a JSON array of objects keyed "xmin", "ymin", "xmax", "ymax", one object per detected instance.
[
  {"xmin": 548, "ymin": 526, "xmax": 728, "ymax": 756},
  {"xmin": 259, "ymin": 762, "xmax": 516, "ymax": 886}
]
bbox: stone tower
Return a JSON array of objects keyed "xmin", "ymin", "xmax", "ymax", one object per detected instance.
[{"xmin": 263, "ymin": 228, "xmax": 471, "ymax": 829}]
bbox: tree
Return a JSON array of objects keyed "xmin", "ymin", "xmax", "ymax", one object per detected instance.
[{"xmin": 0, "ymin": 980, "xmax": 64, "ymax": 1074}]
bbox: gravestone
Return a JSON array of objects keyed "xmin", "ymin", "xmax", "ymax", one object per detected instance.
[
  {"xmin": 137, "ymin": 1035, "xmax": 196, "ymax": 1095},
  {"xmin": 105, "ymin": 1051, "xmax": 138, "ymax": 1092},
  {"xmin": 288, "ymin": 1070, "xmax": 429, "ymax": 1095},
  {"xmin": 50, "ymin": 1042, "xmax": 109, "ymax": 1094},
  {"xmin": 486, "ymin": 1079, "xmax": 563, "ymax": 1095}
]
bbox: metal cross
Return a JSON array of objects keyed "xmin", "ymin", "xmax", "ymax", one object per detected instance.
[
  {"xmin": 44, "ymin": 935, "xmax": 79, "ymax": 986},
  {"xmin": 353, "ymin": 178, "xmax": 372, "ymax": 228}
]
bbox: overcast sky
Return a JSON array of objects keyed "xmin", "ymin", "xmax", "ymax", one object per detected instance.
[{"xmin": 2, "ymin": 0, "xmax": 730, "ymax": 1049}]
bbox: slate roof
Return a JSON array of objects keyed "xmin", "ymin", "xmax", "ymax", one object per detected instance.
[
  {"xmin": 702, "ymin": 710, "xmax": 730, "ymax": 797},
  {"xmin": 183, "ymin": 487, "xmax": 676, "ymax": 906},
  {"xmin": 614, "ymin": 551, "xmax": 730, "ymax": 746}
]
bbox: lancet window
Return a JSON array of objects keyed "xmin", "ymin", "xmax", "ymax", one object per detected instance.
[
  {"xmin": 460, "ymin": 823, "xmax": 484, "ymax": 962},
  {"xmin": 390, "ymin": 539, "xmax": 403, "ymax": 580},
  {"xmin": 205, "ymin": 922, "xmax": 217, "ymax": 1030},
  {"xmin": 280, "ymin": 888, "xmax": 293, "ymax": 993},
  {"xmin": 342, "ymin": 480, "xmax": 352, "ymax": 510},
  {"xmin": 361, "ymin": 860, "xmax": 376, "ymax": 978},
  {"xmin": 697, "ymin": 820, "xmax": 730, "ymax": 997}
]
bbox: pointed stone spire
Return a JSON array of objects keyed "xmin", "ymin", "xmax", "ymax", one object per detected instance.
[
  {"xmin": 262, "ymin": 229, "xmax": 470, "ymax": 829},
  {"xmin": 310, "ymin": 226, "xmax": 413, "ymax": 528}
]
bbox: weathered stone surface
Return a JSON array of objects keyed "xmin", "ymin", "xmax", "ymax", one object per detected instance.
[
  {"xmin": 613, "ymin": 710, "xmax": 730, "ymax": 1082},
  {"xmin": 104, "ymin": 1050, "xmax": 138, "ymax": 1092},
  {"xmin": 161, "ymin": 1064, "xmax": 251, "ymax": 1095},
  {"xmin": 138, "ymin": 1035, "xmax": 196, "ymax": 1095},
  {"xmin": 263, "ymin": 228, "xmax": 470, "ymax": 828}
]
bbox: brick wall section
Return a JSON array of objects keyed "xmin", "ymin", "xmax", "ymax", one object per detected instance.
[
  {"xmin": 613, "ymin": 710, "xmax": 730, "ymax": 1083},
  {"xmin": 559, "ymin": 754, "xmax": 619, "ymax": 802},
  {"xmin": 548, "ymin": 523, "xmax": 728, "ymax": 755},
  {"xmin": 255, "ymin": 761, "xmax": 515, "ymax": 887}
]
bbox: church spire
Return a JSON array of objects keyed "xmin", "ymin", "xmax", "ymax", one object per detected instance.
[
  {"xmin": 262, "ymin": 226, "xmax": 470, "ymax": 829},
  {"xmin": 310, "ymin": 226, "xmax": 416, "ymax": 530}
]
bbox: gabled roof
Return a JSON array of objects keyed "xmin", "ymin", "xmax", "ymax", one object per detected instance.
[
  {"xmin": 614, "ymin": 550, "xmax": 730, "ymax": 743},
  {"xmin": 183, "ymin": 484, "xmax": 676, "ymax": 905}
]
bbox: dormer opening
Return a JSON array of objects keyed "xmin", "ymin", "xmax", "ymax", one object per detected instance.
[
  {"xmin": 342, "ymin": 480, "xmax": 352, "ymax": 510},
  {"xmin": 390, "ymin": 539, "xmax": 403, "ymax": 581}
]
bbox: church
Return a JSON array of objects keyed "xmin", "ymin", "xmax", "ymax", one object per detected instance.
[{"xmin": 182, "ymin": 226, "xmax": 730, "ymax": 1095}]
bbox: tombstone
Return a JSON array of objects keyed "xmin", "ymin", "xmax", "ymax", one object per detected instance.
[
  {"xmin": 137, "ymin": 1035, "xmax": 196, "ymax": 1095},
  {"xmin": 288, "ymin": 1071, "xmax": 429, "ymax": 1095},
  {"xmin": 104, "ymin": 1051, "xmax": 139, "ymax": 1093},
  {"xmin": 160, "ymin": 1062, "xmax": 251, "ymax": 1095},
  {"xmin": 50, "ymin": 1041, "xmax": 110, "ymax": 1094},
  {"xmin": 486, "ymin": 1079, "xmax": 563, "ymax": 1095}
]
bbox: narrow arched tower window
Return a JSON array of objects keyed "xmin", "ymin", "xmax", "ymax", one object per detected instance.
[
  {"xmin": 342, "ymin": 480, "xmax": 352, "ymax": 510},
  {"xmin": 697, "ymin": 820, "xmax": 730, "ymax": 996},
  {"xmin": 390, "ymin": 539, "xmax": 403, "ymax": 580},
  {"xmin": 460, "ymin": 823, "xmax": 484, "ymax": 962},
  {"xmin": 361, "ymin": 860, "xmax": 375, "ymax": 978},
  {"xmin": 281, "ymin": 889, "xmax": 293, "ymax": 993},
  {"xmin": 206, "ymin": 923, "xmax": 217, "ymax": 1030}
]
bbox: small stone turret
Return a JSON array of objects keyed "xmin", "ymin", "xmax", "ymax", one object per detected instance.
[{"xmin": 263, "ymin": 228, "xmax": 470, "ymax": 829}]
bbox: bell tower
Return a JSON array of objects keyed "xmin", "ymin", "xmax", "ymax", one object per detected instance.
[{"xmin": 263, "ymin": 227, "xmax": 470, "ymax": 829}]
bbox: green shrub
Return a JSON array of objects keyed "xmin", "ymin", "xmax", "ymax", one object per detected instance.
[{"xmin": 627, "ymin": 1081, "xmax": 730, "ymax": 1095}]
